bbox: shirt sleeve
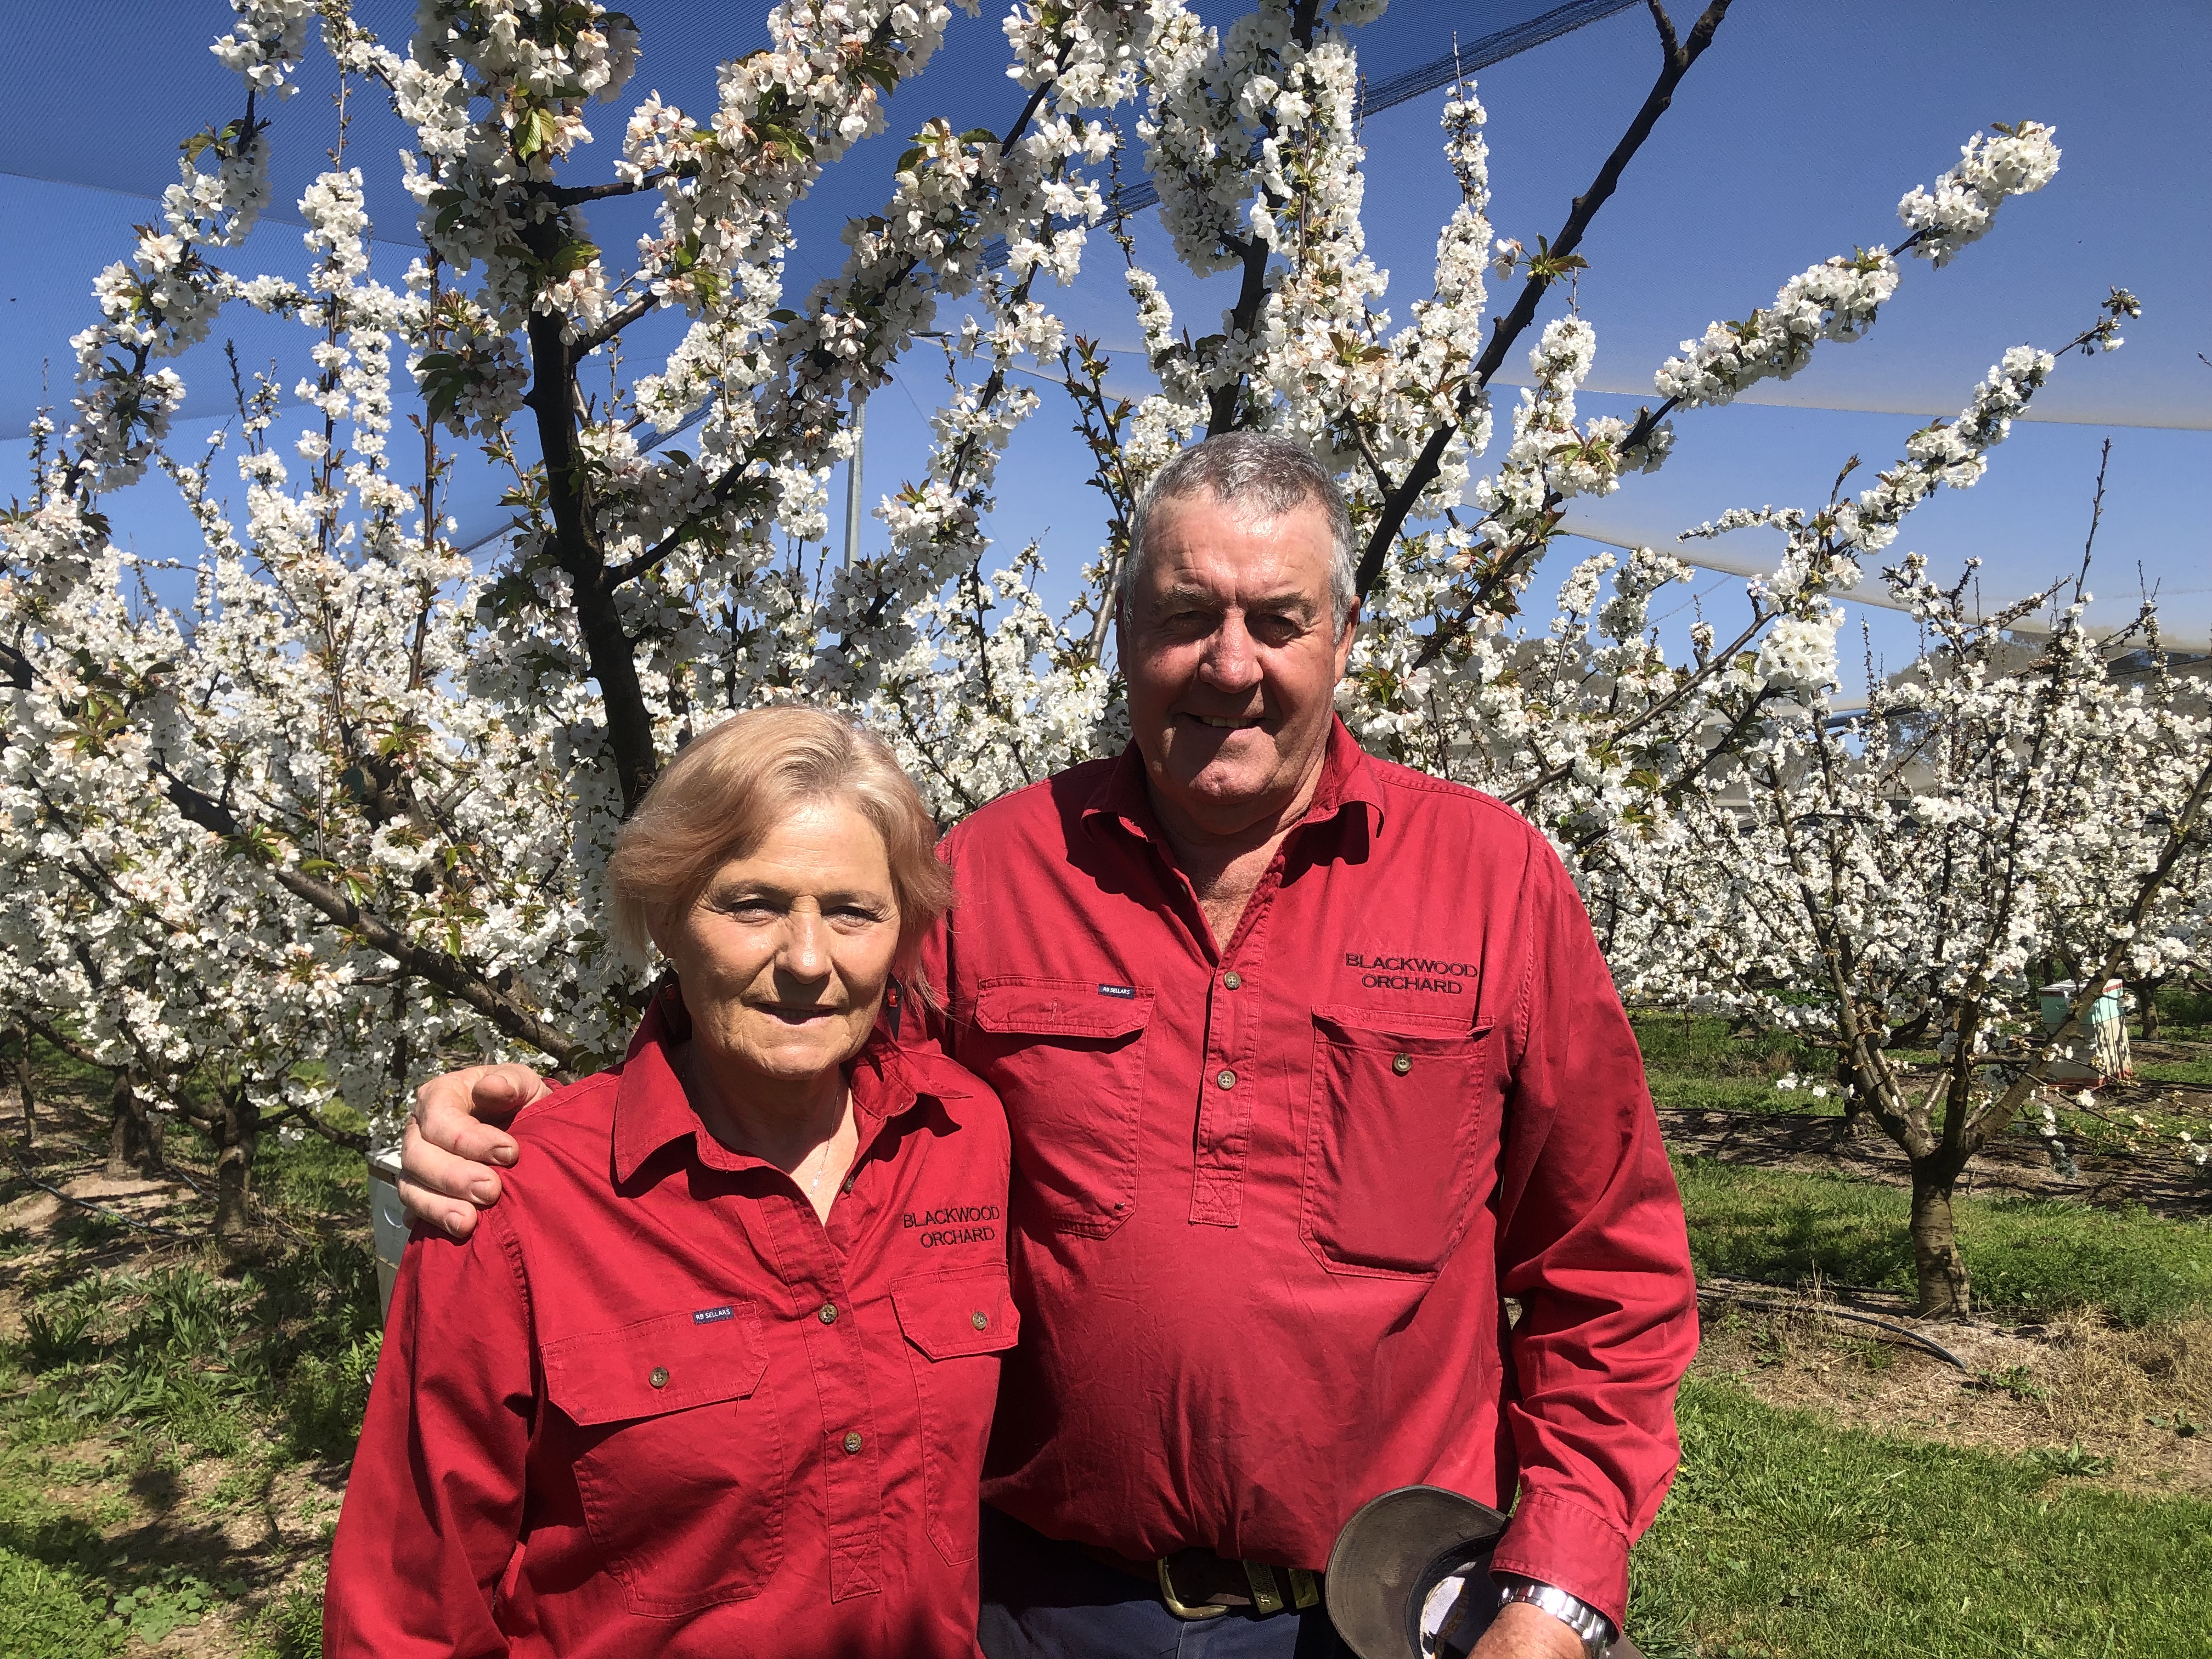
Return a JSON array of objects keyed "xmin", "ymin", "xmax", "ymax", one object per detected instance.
[
  {"xmin": 1484, "ymin": 835, "xmax": 1699, "ymax": 1632},
  {"xmin": 324, "ymin": 1207, "xmax": 538, "ymax": 1658}
]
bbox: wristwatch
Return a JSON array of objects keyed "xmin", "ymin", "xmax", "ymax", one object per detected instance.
[{"xmin": 1493, "ymin": 1578, "xmax": 1615, "ymax": 1656}]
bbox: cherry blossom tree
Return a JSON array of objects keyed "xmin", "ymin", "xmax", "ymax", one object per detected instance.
[
  {"xmin": 1597, "ymin": 429, "xmax": 2211, "ymax": 1317},
  {"xmin": 3, "ymin": 0, "xmax": 2159, "ymax": 1240}
]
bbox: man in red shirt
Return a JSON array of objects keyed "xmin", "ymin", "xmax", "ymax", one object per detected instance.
[{"xmin": 405, "ymin": 432, "xmax": 1696, "ymax": 1657}]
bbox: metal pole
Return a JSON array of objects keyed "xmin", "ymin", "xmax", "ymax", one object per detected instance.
[{"xmin": 843, "ymin": 396, "xmax": 866, "ymax": 567}]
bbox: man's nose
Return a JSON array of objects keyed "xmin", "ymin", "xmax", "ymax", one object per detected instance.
[{"xmin": 1198, "ymin": 612, "xmax": 1262, "ymax": 691}]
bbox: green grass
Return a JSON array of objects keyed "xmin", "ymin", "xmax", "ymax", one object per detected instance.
[
  {"xmin": 1632, "ymin": 1013, "xmax": 1864, "ymax": 1116},
  {"xmin": 2138, "ymin": 1054, "xmax": 2212, "ymax": 1089},
  {"xmin": 1629, "ymin": 1374, "xmax": 2212, "ymax": 1658},
  {"xmin": 0, "ymin": 1547, "xmax": 119, "ymax": 1659},
  {"xmin": 0, "ymin": 1074, "xmax": 377, "ymax": 1658},
  {"xmin": 1677, "ymin": 1156, "xmax": 2212, "ymax": 1326}
]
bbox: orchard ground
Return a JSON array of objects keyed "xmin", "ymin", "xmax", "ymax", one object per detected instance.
[{"xmin": 1, "ymin": 1003, "xmax": 2208, "ymax": 1658}]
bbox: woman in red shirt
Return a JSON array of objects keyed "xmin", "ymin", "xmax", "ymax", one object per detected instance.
[{"xmin": 325, "ymin": 707, "xmax": 1015, "ymax": 1658}]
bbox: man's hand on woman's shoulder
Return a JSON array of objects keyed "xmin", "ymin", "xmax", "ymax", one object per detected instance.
[{"xmin": 399, "ymin": 1063, "xmax": 553, "ymax": 1239}]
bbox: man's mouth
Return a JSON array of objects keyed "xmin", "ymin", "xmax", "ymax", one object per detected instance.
[{"xmin": 1184, "ymin": 713, "xmax": 1265, "ymax": 731}]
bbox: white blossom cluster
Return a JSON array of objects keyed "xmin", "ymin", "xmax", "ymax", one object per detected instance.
[
  {"xmin": 1897, "ymin": 120, "xmax": 2061, "ymax": 268},
  {"xmin": 5, "ymin": 0, "xmax": 2182, "ymax": 1188}
]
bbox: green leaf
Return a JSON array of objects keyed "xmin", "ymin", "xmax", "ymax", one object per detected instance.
[
  {"xmin": 514, "ymin": 105, "xmax": 561, "ymax": 160},
  {"xmin": 546, "ymin": 239, "xmax": 600, "ymax": 278}
]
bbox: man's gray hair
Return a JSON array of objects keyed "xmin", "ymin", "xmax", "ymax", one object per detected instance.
[{"xmin": 1118, "ymin": 432, "xmax": 1358, "ymax": 632}]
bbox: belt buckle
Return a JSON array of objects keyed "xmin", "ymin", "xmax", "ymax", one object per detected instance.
[{"xmin": 1156, "ymin": 1557, "xmax": 1230, "ymax": 1621}]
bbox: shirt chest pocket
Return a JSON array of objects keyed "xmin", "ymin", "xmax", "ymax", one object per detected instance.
[
  {"xmin": 540, "ymin": 1304, "xmax": 784, "ymax": 1616},
  {"xmin": 969, "ymin": 977, "xmax": 1154, "ymax": 1238},
  {"xmin": 892, "ymin": 1267, "xmax": 1020, "ymax": 1567},
  {"xmin": 1301, "ymin": 1006, "xmax": 1495, "ymax": 1277}
]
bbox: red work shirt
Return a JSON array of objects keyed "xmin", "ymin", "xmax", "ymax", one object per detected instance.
[
  {"xmin": 919, "ymin": 719, "xmax": 1695, "ymax": 1628},
  {"xmin": 325, "ymin": 994, "xmax": 1017, "ymax": 1659}
]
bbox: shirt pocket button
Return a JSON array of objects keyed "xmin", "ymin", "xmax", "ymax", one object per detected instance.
[
  {"xmin": 648, "ymin": 1366, "xmax": 670, "ymax": 1389},
  {"xmin": 1392, "ymin": 1053, "xmax": 1413, "ymax": 1075}
]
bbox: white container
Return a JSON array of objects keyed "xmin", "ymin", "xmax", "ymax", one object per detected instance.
[{"xmin": 2036, "ymin": 979, "xmax": 2131, "ymax": 1085}]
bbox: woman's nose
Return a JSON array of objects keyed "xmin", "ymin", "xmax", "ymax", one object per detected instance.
[{"xmin": 780, "ymin": 909, "xmax": 831, "ymax": 979}]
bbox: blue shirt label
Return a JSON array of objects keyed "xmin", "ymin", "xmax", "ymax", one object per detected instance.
[
  {"xmin": 692, "ymin": 1305, "xmax": 735, "ymax": 1325},
  {"xmin": 1098, "ymin": 984, "xmax": 1136, "ymax": 998}
]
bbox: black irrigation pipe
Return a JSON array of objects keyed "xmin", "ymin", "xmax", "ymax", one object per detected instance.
[
  {"xmin": 1696, "ymin": 1285, "xmax": 1972, "ymax": 1372},
  {"xmin": 3, "ymin": 1151, "xmax": 194, "ymax": 1241},
  {"xmin": 160, "ymin": 1160, "xmax": 211, "ymax": 1199}
]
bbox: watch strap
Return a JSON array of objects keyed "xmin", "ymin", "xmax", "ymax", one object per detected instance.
[{"xmin": 1493, "ymin": 1578, "xmax": 1615, "ymax": 1656}]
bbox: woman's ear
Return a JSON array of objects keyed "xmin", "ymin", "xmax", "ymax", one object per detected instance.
[{"xmin": 643, "ymin": 904, "xmax": 675, "ymax": 964}]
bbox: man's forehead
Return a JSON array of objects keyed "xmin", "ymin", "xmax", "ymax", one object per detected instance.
[{"xmin": 1139, "ymin": 494, "xmax": 1333, "ymax": 599}]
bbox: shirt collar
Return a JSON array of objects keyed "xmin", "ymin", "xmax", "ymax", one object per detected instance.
[
  {"xmin": 612, "ymin": 984, "xmax": 977, "ymax": 1184},
  {"xmin": 1081, "ymin": 714, "xmax": 1388, "ymax": 847}
]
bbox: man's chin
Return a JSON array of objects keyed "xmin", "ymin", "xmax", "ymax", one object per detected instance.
[{"xmin": 1157, "ymin": 760, "xmax": 1295, "ymax": 823}]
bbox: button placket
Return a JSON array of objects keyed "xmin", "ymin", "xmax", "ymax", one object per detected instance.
[
  {"xmin": 763, "ymin": 1193, "xmax": 882, "ymax": 1600},
  {"xmin": 1189, "ymin": 874, "xmax": 1281, "ymax": 1228}
]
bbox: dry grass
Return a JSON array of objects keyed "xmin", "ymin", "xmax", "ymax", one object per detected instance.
[
  {"xmin": 1694, "ymin": 1291, "xmax": 2212, "ymax": 1499},
  {"xmin": 2037, "ymin": 1311, "xmax": 2212, "ymax": 1452}
]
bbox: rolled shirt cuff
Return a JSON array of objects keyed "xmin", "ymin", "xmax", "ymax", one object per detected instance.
[{"xmin": 1487, "ymin": 1488, "xmax": 1632, "ymax": 1635}]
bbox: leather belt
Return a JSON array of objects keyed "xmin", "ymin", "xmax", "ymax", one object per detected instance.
[{"xmin": 1087, "ymin": 1543, "xmax": 1324, "ymax": 1620}]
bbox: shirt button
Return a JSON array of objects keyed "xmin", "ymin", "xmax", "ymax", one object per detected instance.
[
  {"xmin": 1392, "ymin": 1053, "xmax": 1413, "ymax": 1075},
  {"xmin": 842, "ymin": 1431, "xmax": 864, "ymax": 1455},
  {"xmin": 1223, "ymin": 970, "xmax": 1243, "ymax": 990},
  {"xmin": 1215, "ymin": 1068, "xmax": 1237, "ymax": 1090},
  {"xmin": 818, "ymin": 1302, "xmax": 838, "ymax": 1324},
  {"xmin": 648, "ymin": 1367, "xmax": 670, "ymax": 1389},
  {"xmin": 971, "ymin": 1310, "xmax": 989, "ymax": 1331}
]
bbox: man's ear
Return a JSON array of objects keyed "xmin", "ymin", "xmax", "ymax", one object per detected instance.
[{"xmin": 1332, "ymin": 600, "xmax": 1361, "ymax": 679}]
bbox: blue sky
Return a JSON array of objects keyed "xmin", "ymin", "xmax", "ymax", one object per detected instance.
[{"xmin": 4, "ymin": 0, "xmax": 2205, "ymax": 679}]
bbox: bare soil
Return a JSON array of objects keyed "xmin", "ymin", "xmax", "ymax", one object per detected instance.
[{"xmin": 1660, "ymin": 1105, "xmax": 2212, "ymax": 1220}]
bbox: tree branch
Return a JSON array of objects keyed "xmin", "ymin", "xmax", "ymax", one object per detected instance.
[
  {"xmin": 152, "ymin": 768, "xmax": 580, "ymax": 1068},
  {"xmin": 1353, "ymin": 0, "xmax": 1731, "ymax": 598},
  {"xmin": 574, "ymin": 292, "xmax": 661, "ymax": 356}
]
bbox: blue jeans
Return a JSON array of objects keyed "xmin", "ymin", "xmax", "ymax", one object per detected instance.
[{"xmin": 977, "ymin": 1507, "xmax": 1414, "ymax": 1659}]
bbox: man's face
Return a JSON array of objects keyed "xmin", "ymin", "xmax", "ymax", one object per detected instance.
[{"xmin": 1119, "ymin": 491, "xmax": 1356, "ymax": 836}]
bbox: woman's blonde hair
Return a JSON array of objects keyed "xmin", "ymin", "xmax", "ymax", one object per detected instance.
[{"xmin": 606, "ymin": 707, "xmax": 955, "ymax": 997}]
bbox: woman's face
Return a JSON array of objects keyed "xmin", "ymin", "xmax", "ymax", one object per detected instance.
[{"xmin": 653, "ymin": 798, "xmax": 903, "ymax": 1088}]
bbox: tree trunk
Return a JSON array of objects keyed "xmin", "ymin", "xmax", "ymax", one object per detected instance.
[
  {"xmin": 2133, "ymin": 977, "xmax": 2163, "ymax": 1040},
  {"xmin": 213, "ymin": 1086, "xmax": 258, "ymax": 1236},
  {"xmin": 105, "ymin": 1069, "xmax": 159, "ymax": 1178},
  {"xmin": 1, "ymin": 1027, "xmax": 30, "ymax": 1146},
  {"xmin": 1909, "ymin": 1164, "xmax": 1971, "ymax": 1318}
]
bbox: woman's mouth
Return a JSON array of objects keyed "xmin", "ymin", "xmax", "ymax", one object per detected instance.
[{"xmin": 756, "ymin": 1004, "xmax": 839, "ymax": 1024}]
